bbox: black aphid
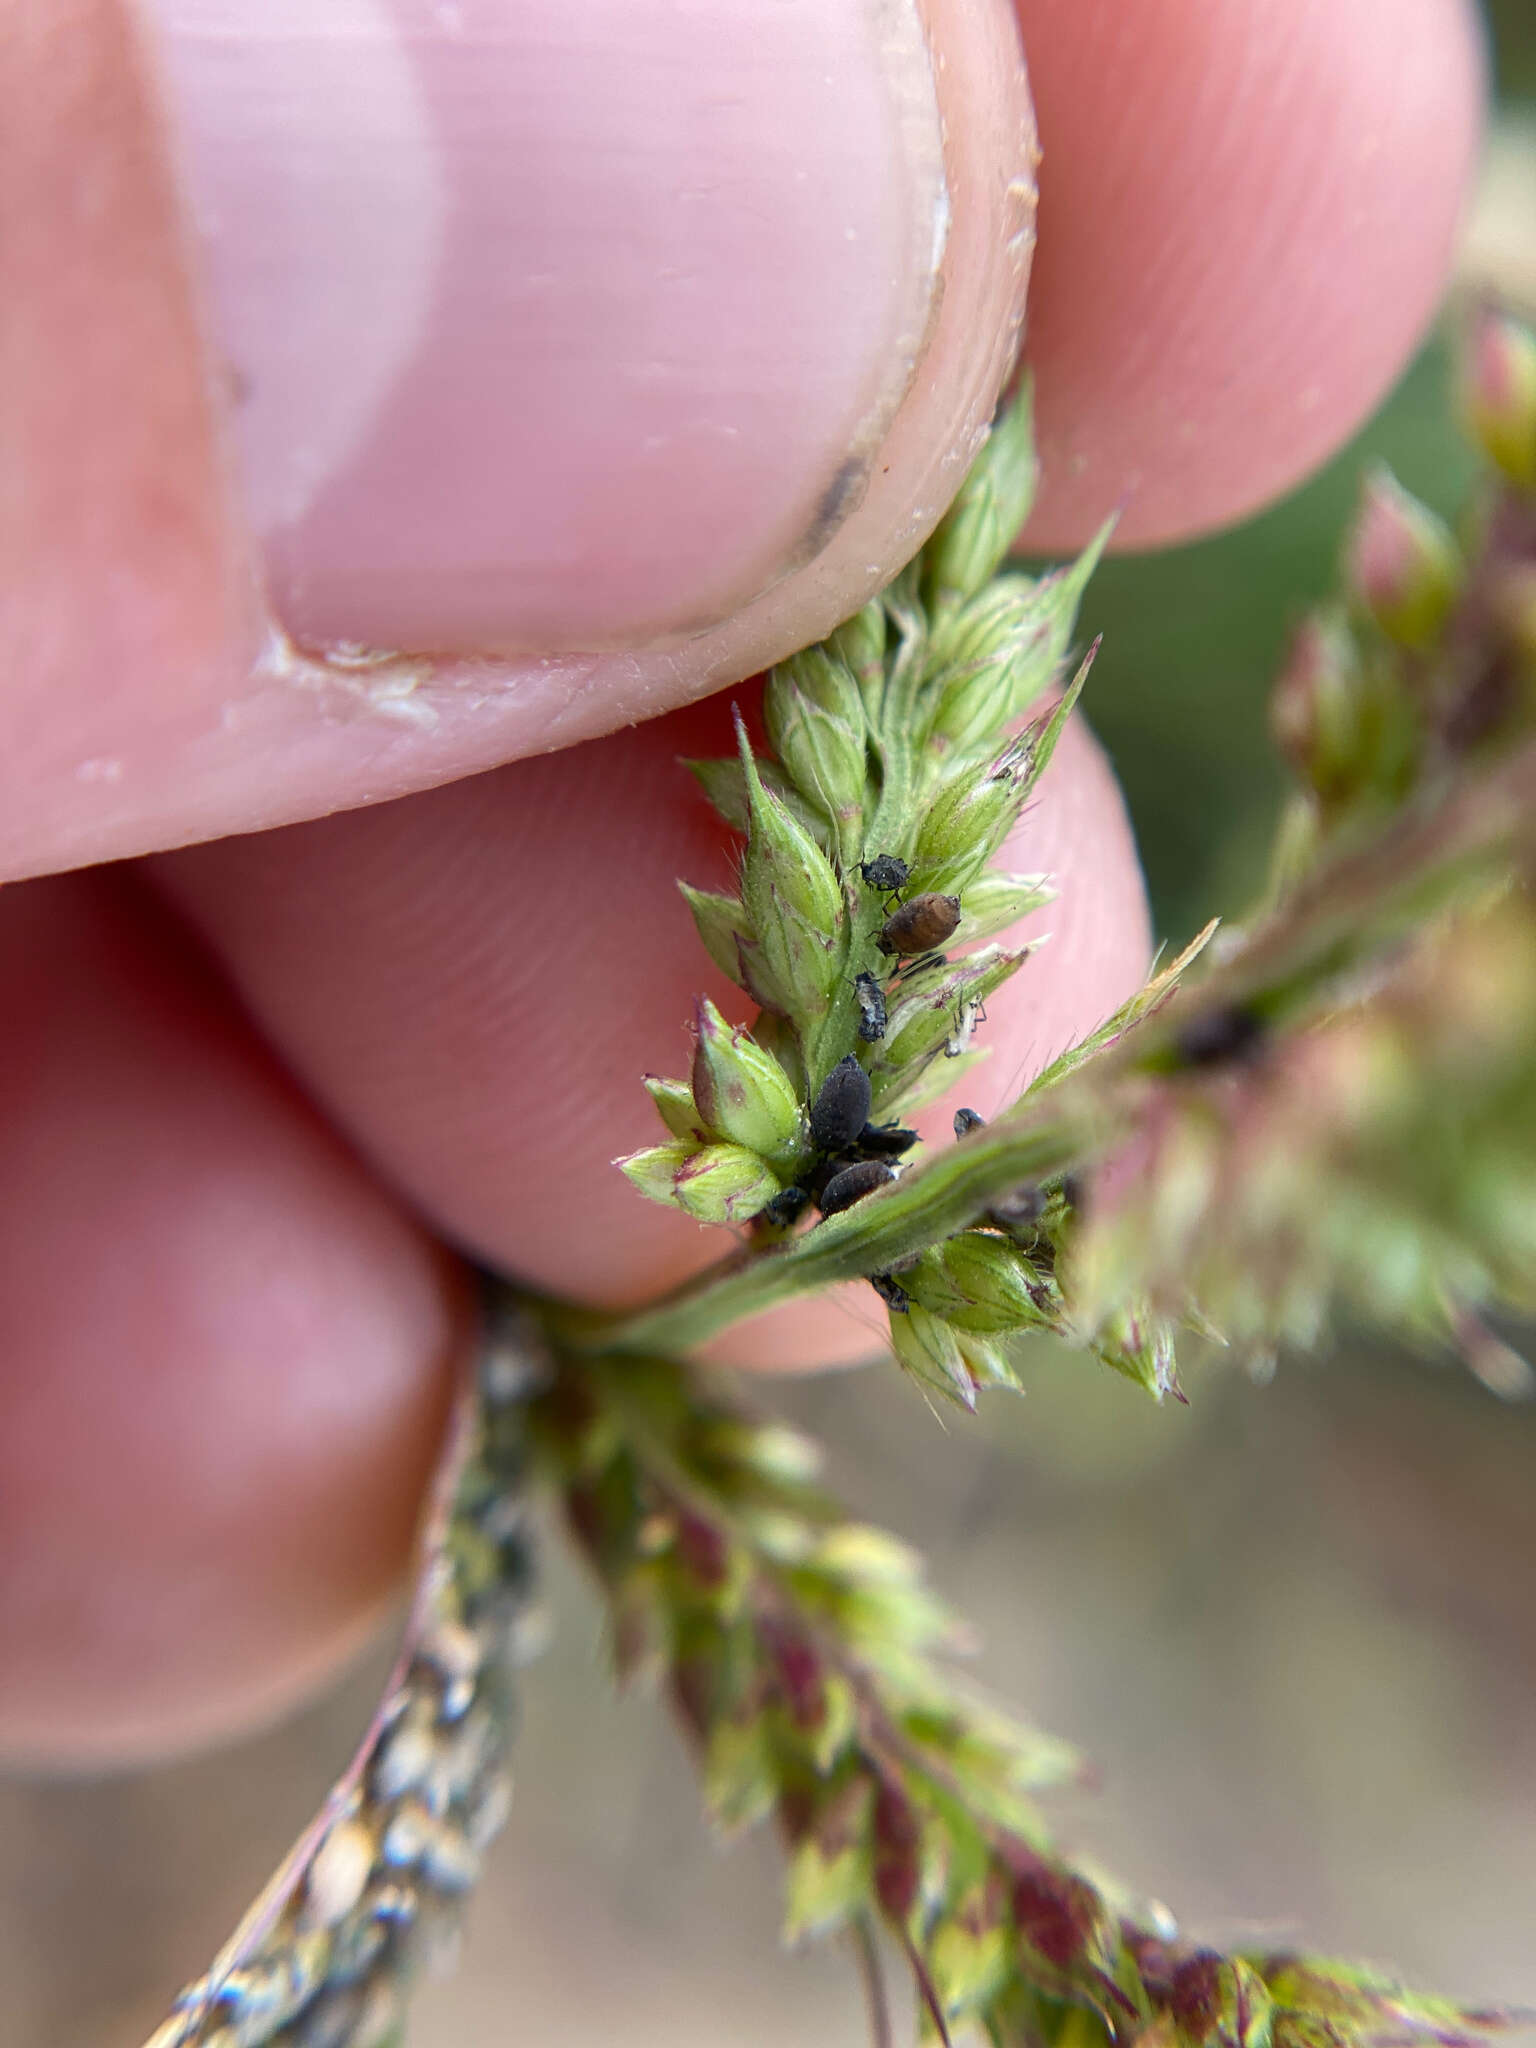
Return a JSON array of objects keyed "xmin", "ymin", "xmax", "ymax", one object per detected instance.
[
  {"xmin": 890, "ymin": 947, "xmax": 950, "ymax": 983},
  {"xmin": 809, "ymin": 1054, "xmax": 872, "ymax": 1153},
  {"xmin": 856, "ymin": 853, "xmax": 910, "ymax": 901},
  {"xmin": 818, "ymin": 1159, "xmax": 895, "ymax": 1216},
  {"xmin": 877, "ymin": 892, "xmax": 962, "ymax": 957},
  {"xmin": 1174, "ymin": 1002, "xmax": 1266, "ymax": 1070},
  {"xmin": 953, "ymin": 1106, "xmax": 986, "ymax": 1139},
  {"xmin": 853, "ymin": 970, "xmax": 888, "ymax": 1043},
  {"xmin": 761, "ymin": 1184, "xmax": 811, "ymax": 1229},
  {"xmin": 854, "ymin": 1121, "xmax": 919, "ymax": 1160},
  {"xmin": 870, "ymin": 1271, "xmax": 911, "ymax": 1313}
]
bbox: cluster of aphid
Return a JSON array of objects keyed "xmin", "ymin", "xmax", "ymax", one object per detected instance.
[
  {"xmin": 616, "ymin": 392, "xmax": 1124, "ymax": 1399},
  {"xmin": 761, "ymin": 853, "xmax": 964, "ymax": 1228}
]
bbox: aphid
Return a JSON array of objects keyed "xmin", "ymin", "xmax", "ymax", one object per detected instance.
[
  {"xmin": 953, "ymin": 1106, "xmax": 986, "ymax": 1139},
  {"xmin": 818, "ymin": 1158, "xmax": 895, "ymax": 1215},
  {"xmin": 853, "ymin": 969, "xmax": 888, "ymax": 1043},
  {"xmin": 945, "ymin": 996, "xmax": 987, "ymax": 1057},
  {"xmin": 988, "ymin": 1183, "xmax": 1046, "ymax": 1233},
  {"xmin": 870, "ymin": 1271, "xmax": 911, "ymax": 1313},
  {"xmin": 761, "ymin": 1184, "xmax": 811, "ymax": 1229},
  {"xmin": 1174, "ymin": 1002, "xmax": 1266, "ymax": 1070},
  {"xmin": 853, "ymin": 1120, "xmax": 919, "ymax": 1160},
  {"xmin": 889, "ymin": 947, "xmax": 949, "ymax": 983},
  {"xmin": 809, "ymin": 1053, "xmax": 872, "ymax": 1152},
  {"xmin": 856, "ymin": 852, "xmax": 911, "ymax": 903},
  {"xmin": 877, "ymin": 891, "xmax": 962, "ymax": 958}
]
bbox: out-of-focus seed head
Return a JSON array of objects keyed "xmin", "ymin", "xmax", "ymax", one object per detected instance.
[
  {"xmin": 1269, "ymin": 608, "xmax": 1398, "ymax": 807},
  {"xmin": 1343, "ymin": 466, "xmax": 1462, "ymax": 651},
  {"xmin": 1174, "ymin": 1002, "xmax": 1267, "ymax": 1071},
  {"xmin": 1459, "ymin": 300, "xmax": 1536, "ymax": 489}
]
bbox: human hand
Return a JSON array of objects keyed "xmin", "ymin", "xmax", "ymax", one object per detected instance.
[{"xmin": 0, "ymin": 0, "xmax": 1482, "ymax": 1764}]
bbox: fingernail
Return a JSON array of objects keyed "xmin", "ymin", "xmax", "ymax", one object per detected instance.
[{"xmin": 142, "ymin": 0, "xmax": 948, "ymax": 654}]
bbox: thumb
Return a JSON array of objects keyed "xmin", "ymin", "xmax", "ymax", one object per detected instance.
[{"xmin": 1, "ymin": 0, "xmax": 1035, "ymax": 879}]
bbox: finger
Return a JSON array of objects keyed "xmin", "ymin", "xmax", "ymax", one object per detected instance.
[
  {"xmin": 151, "ymin": 691, "xmax": 1150, "ymax": 1372},
  {"xmin": 3, "ymin": 0, "xmax": 1035, "ymax": 876},
  {"xmin": 1016, "ymin": 0, "xmax": 1485, "ymax": 549},
  {"xmin": 8, "ymin": 0, "xmax": 1478, "ymax": 878},
  {"xmin": 0, "ymin": 871, "xmax": 463, "ymax": 1767}
]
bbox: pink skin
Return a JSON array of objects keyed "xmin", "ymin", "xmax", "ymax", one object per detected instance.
[{"xmin": 0, "ymin": 0, "xmax": 1482, "ymax": 1761}]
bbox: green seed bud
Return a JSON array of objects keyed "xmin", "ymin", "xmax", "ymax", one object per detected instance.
[
  {"xmin": 684, "ymin": 754, "xmax": 828, "ymax": 843},
  {"xmin": 952, "ymin": 1327, "xmax": 1022, "ymax": 1391},
  {"xmin": 616, "ymin": 1140, "xmax": 780, "ymax": 1224},
  {"xmin": 1269, "ymin": 608, "xmax": 1382, "ymax": 805},
  {"xmin": 930, "ymin": 573, "xmax": 1037, "ymax": 674},
  {"xmin": 736, "ymin": 712, "xmax": 845, "ymax": 1016},
  {"xmin": 782, "ymin": 1779, "xmax": 875, "ymax": 1942},
  {"xmin": 678, "ymin": 884, "xmax": 755, "ymax": 989},
  {"xmin": 888, "ymin": 1302, "xmax": 977, "ymax": 1410},
  {"xmin": 911, "ymin": 745, "xmax": 1030, "ymax": 894},
  {"xmin": 1094, "ymin": 1301, "xmax": 1181, "ymax": 1401},
  {"xmin": 926, "ymin": 588, "xmax": 1057, "ymax": 758},
  {"xmin": 1458, "ymin": 300, "xmax": 1536, "ymax": 489},
  {"xmin": 828, "ymin": 601, "xmax": 887, "ymax": 717},
  {"xmin": 617, "ymin": 1141, "xmax": 693, "ymax": 1207},
  {"xmin": 928, "ymin": 1913, "xmax": 1013, "ymax": 2017},
  {"xmin": 748, "ymin": 1008, "xmax": 809, "ymax": 1101},
  {"xmin": 644, "ymin": 1075, "xmax": 706, "ymax": 1143},
  {"xmin": 880, "ymin": 949, "xmax": 1027, "ymax": 1071},
  {"xmin": 937, "ymin": 1231, "xmax": 1055, "ymax": 1334},
  {"xmin": 896, "ymin": 1246, "xmax": 971, "ymax": 1323},
  {"xmin": 922, "ymin": 387, "xmax": 1039, "ymax": 611},
  {"xmin": 763, "ymin": 647, "xmax": 868, "ymax": 860},
  {"xmin": 955, "ymin": 871, "xmax": 1054, "ymax": 944},
  {"xmin": 690, "ymin": 997, "xmax": 805, "ymax": 1165},
  {"xmin": 1343, "ymin": 465, "xmax": 1461, "ymax": 651}
]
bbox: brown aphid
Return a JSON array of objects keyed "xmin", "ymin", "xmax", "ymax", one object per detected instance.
[{"xmin": 876, "ymin": 891, "xmax": 961, "ymax": 958}]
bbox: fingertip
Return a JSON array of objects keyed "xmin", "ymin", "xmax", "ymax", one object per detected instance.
[
  {"xmin": 5, "ymin": 0, "xmax": 1041, "ymax": 876},
  {"xmin": 0, "ymin": 873, "xmax": 465, "ymax": 1767},
  {"xmin": 1016, "ymin": 0, "xmax": 1486, "ymax": 550}
]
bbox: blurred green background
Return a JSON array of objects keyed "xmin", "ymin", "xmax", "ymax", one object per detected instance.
[
  {"xmin": 4, "ymin": 13, "xmax": 1534, "ymax": 2048},
  {"xmin": 1079, "ymin": 3, "xmax": 1535, "ymax": 943}
]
